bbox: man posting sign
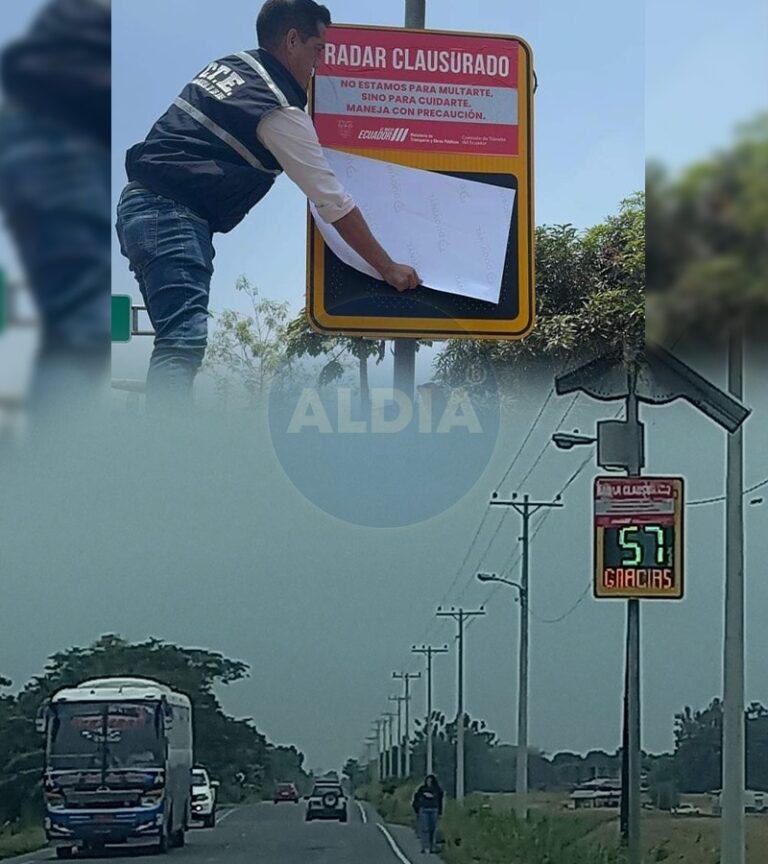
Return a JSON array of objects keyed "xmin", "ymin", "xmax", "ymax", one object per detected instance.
[{"xmin": 116, "ymin": 0, "xmax": 420, "ymax": 411}]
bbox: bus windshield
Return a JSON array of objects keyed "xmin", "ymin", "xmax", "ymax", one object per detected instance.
[{"xmin": 49, "ymin": 701, "xmax": 164, "ymax": 770}]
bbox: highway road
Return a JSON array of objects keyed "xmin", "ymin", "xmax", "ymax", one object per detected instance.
[{"xmin": 4, "ymin": 802, "xmax": 430, "ymax": 864}]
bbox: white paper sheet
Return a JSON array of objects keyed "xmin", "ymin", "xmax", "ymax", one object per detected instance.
[{"xmin": 311, "ymin": 149, "xmax": 515, "ymax": 304}]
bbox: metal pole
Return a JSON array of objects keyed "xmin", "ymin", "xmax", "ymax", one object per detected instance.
[
  {"xmin": 392, "ymin": 0, "xmax": 425, "ymax": 404},
  {"xmin": 625, "ymin": 369, "xmax": 642, "ymax": 864},
  {"xmin": 437, "ymin": 609, "xmax": 484, "ymax": 802},
  {"xmin": 516, "ymin": 499, "xmax": 530, "ymax": 820},
  {"xmin": 405, "ymin": 677, "xmax": 412, "ymax": 778},
  {"xmin": 426, "ymin": 651, "xmax": 434, "ymax": 777},
  {"xmin": 722, "ymin": 328, "xmax": 745, "ymax": 864},
  {"xmin": 372, "ymin": 722, "xmax": 382, "ymax": 782},
  {"xmin": 413, "ymin": 646, "xmax": 449, "ymax": 779},
  {"xmin": 405, "ymin": 0, "xmax": 426, "ymax": 28},
  {"xmin": 394, "ymin": 672, "xmax": 421, "ymax": 778},
  {"xmin": 489, "ymin": 495, "xmax": 562, "ymax": 818},
  {"xmin": 389, "ymin": 696, "xmax": 404, "ymax": 779},
  {"xmin": 457, "ymin": 610, "xmax": 465, "ymax": 802}
]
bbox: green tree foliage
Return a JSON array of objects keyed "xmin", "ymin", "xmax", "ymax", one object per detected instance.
[
  {"xmin": 433, "ymin": 194, "xmax": 645, "ymax": 391},
  {"xmin": 284, "ymin": 310, "xmax": 387, "ymax": 412},
  {"xmin": 646, "ymin": 755, "xmax": 678, "ymax": 811},
  {"xmin": 204, "ymin": 275, "xmax": 293, "ymax": 405},
  {"xmin": 0, "ymin": 636, "xmax": 310, "ymax": 824},
  {"xmin": 671, "ymin": 698, "xmax": 768, "ymax": 793},
  {"xmin": 647, "ymin": 113, "xmax": 768, "ymax": 344}
]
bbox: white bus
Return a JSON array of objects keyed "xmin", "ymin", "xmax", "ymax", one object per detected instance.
[{"xmin": 38, "ymin": 677, "xmax": 193, "ymax": 858}]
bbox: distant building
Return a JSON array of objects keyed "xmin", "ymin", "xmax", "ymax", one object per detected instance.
[{"xmin": 569, "ymin": 778, "xmax": 622, "ymax": 810}]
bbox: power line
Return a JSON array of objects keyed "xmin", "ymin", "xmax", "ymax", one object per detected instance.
[
  {"xmin": 425, "ymin": 505, "xmax": 497, "ymax": 637},
  {"xmin": 531, "ymin": 582, "xmax": 592, "ymax": 624},
  {"xmin": 518, "ymin": 394, "xmax": 581, "ymax": 489},
  {"xmin": 688, "ymin": 475, "xmax": 768, "ymax": 507},
  {"xmin": 494, "ymin": 385, "xmax": 555, "ymax": 493}
]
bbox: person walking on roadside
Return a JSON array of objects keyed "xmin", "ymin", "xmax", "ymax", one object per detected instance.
[{"xmin": 412, "ymin": 774, "xmax": 444, "ymax": 855}]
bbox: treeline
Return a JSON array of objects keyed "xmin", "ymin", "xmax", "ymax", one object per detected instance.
[
  {"xmin": 368, "ymin": 702, "xmax": 768, "ymax": 804},
  {"xmin": 0, "ymin": 635, "xmax": 311, "ymax": 825}
]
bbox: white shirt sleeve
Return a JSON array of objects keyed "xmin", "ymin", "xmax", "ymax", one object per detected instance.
[{"xmin": 256, "ymin": 107, "xmax": 356, "ymax": 224}]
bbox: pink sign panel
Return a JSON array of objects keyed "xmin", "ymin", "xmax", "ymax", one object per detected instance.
[
  {"xmin": 314, "ymin": 27, "xmax": 521, "ymax": 156},
  {"xmin": 594, "ymin": 478, "xmax": 680, "ymax": 528}
]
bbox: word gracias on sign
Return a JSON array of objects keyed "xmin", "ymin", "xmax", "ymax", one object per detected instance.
[
  {"xmin": 602, "ymin": 567, "xmax": 675, "ymax": 592},
  {"xmin": 324, "ymin": 44, "xmax": 511, "ymax": 78}
]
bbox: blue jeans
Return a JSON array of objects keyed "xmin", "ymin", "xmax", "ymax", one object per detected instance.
[
  {"xmin": 417, "ymin": 808, "xmax": 439, "ymax": 852},
  {"xmin": 115, "ymin": 182, "xmax": 215, "ymax": 413},
  {"xmin": 0, "ymin": 105, "xmax": 110, "ymax": 418}
]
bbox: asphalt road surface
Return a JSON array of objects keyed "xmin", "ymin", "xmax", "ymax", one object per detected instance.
[{"xmin": 5, "ymin": 802, "xmax": 425, "ymax": 864}]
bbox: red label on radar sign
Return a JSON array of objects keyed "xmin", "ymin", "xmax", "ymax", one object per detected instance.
[{"xmin": 314, "ymin": 27, "xmax": 520, "ymax": 156}]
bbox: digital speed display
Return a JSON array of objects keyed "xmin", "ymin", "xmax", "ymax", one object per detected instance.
[{"xmin": 593, "ymin": 477, "xmax": 684, "ymax": 599}]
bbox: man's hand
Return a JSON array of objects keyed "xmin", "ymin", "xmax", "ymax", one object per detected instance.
[
  {"xmin": 333, "ymin": 208, "xmax": 421, "ymax": 292},
  {"xmin": 381, "ymin": 262, "xmax": 421, "ymax": 292}
]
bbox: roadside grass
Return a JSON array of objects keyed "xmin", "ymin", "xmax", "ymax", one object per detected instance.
[{"xmin": 362, "ymin": 784, "xmax": 624, "ymax": 863}]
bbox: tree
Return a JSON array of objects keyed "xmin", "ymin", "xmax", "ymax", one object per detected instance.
[
  {"xmin": 672, "ymin": 700, "xmax": 723, "ymax": 793},
  {"xmin": 647, "ymin": 755, "xmax": 679, "ymax": 811},
  {"xmin": 433, "ymin": 194, "xmax": 645, "ymax": 391},
  {"xmin": 284, "ymin": 310, "xmax": 387, "ymax": 414},
  {"xmin": 342, "ymin": 758, "xmax": 364, "ymax": 795},
  {"xmin": 647, "ymin": 113, "xmax": 768, "ymax": 346},
  {"xmin": 204, "ymin": 275, "xmax": 293, "ymax": 406}
]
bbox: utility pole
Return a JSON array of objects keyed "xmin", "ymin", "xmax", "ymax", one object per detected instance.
[
  {"xmin": 489, "ymin": 493, "xmax": 563, "ymax": 819},
  {"xmin": 413, "ymin": 644, "xmax": 450, "ymax": 777},
  {"xmin": 382, "ymin": 711, "xmax": 396, "ymax": 779},
  {"xmin": 623, "ymin": 367, "xmax": 642, "ymax": 864},
  {"xmin": 372, "ymin": 719, "xmax": 386, "ymax": 782},
  {"xmin": 722, "ymin": 327, "xmax": 745, "ymax": 864},
  {"xmin": 388, "ymin": 695, "xmax": 406, "ymax": 779},
  {"xmin": 392, "ymin": 0, "xmax": 426, "ymax": 402},
  {"xmin": 554, "ymin": 343, "xmax": 749, "ymax": 864},
  {"xmin": 364, "ymin": 738, "xmax": 376, "ymax": 783},
  {"xmin": 393, "ymin": 671, "xmax": 421, "ymax": 778},
  {"xmin": 437, "ymin": 607, "xmax": 485, "ymax": 802}
]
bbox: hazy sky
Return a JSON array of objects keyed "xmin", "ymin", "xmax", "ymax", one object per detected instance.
[
  {"xmin": 0, "ymin": 0, "xmax": 767, "ymax": 774},
  {"xmin": 2, "ymin": 345, "xmax": 768, "ymax": 774}
]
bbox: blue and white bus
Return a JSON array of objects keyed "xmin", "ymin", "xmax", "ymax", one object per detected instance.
[{"xmin": 38, "ymin": 677, "xmax": 193, "ymax": 858}]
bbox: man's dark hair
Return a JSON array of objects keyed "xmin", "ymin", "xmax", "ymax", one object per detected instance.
[{"xmin": 257, "ymin": 0, "xmax": 331, "ymax": 50}]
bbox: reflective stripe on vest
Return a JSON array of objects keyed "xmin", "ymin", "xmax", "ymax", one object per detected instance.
[
  {"xmin": 236, "ymin": 51, "xmax": 290, "ymax": 107},
  {"xmin": 173, "ymin": 96, "xmax": 280, "ymax": 175}
]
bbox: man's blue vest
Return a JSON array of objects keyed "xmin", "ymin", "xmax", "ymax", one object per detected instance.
[{"xmin": 126, "ymin": 48, "xmax": 307, "ymax": 234}]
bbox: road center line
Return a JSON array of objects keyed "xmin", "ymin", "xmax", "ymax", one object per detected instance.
[
  {"xmin": 377, "ymin": 822, "xmax": 414, "ymax": 864},
  {"xmin": 356, "ymin": 801, "xmax": 367, "ymax": 823}
]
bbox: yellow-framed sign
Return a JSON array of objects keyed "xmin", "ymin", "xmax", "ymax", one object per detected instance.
[
  {"xmin": 307, "ymin": 24, "xmax": 534, "ymax": 340},
  {"xmin": 594, "ymin": 477, "xmax": 685, "ymax": 600}
]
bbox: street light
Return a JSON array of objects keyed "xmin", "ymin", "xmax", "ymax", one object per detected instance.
[
  {"xmin": 476, "ymin": 570, "xmax": 529, "ymax": 818},
  {"xmin": 551, "ymin": 430, "xmax": 597, "ymax": 450},
  {"xmin": 477, "ymin": 572, "xmax": 525, "ymax": 595}
]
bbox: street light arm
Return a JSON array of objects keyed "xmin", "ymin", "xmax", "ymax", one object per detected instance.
[{"xmin": 476, "ymin": 572, "xmax": 525, "ymax": 595}]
